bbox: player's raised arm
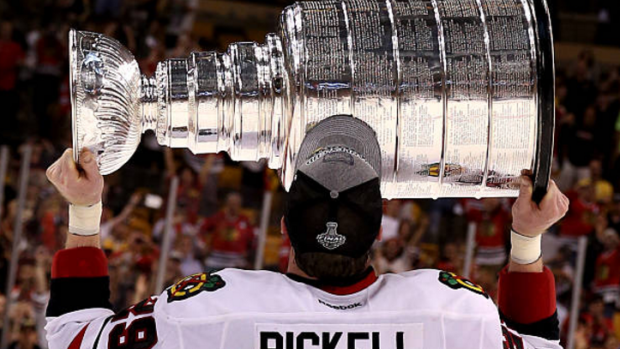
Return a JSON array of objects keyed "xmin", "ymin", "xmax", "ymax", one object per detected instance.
[
  {"xmin": 497, "ymin": 174, "xmax": 569, "ymax": 348},
  {"xmin": 44, "ymin": 149, "xmax": 166, "ymax": 349}
]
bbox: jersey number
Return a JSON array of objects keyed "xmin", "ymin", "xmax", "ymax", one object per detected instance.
[
  {"xmin": 109, "ymin": 317, "xmax": 157, "ymax": 349},
  {"xmin": 108, "ymin": 297, "xmax": 158, "ymax": 349},
  {"xmin": 502, "ymin": 325, "xmax": 524, "ymax": 349}
]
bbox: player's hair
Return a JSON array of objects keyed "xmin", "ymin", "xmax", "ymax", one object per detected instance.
[{"xmin": 294, "ymin": 251, "xmax": 369, "ymax": 281}]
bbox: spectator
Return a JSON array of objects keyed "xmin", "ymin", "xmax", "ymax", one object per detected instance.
[
  {"xmin": 374, "ymin": 236, "xmax": 411, "ymax": 274},
  {"xmin": 100, "ymin": 192, "xmax": 142, "ymax": 241},
  {"xmin": 162, "ymin": 251, "xmax": 184, "ymax": 288},
  {"xmin": 108, "ymin": 232, "xmax": 157, "ymax": 309},
  {"xmin": 37, "ymin": 194, "xmax": 66, "ymax": 252},
  {"xmin": 152, "ymin": 205, "xmax": 196, "ymax": 245},
  {"xmin": 436, "ymin": 242, "xmax": 463, "ymax": 275},
  {"xmin": 608, "ymin": 194, "xmax": 620, "ymax": 234},
  {"xmin": 12, "ymin": 259, "xmax": 37, "ymax": 302},
  {"xmin": 565, "ymin": 58, "xmax": 598, "ymax": 117},
  {"xmin": 164, "ymin": 148, "xmax": 206, "ymax": 224},
  {"xmin": 0, "ymin": 19, "xmax": 24, "ymax": 144},
  {"xmin": 6, "ymin": 301, "xmax": 34, "ymax": 345},
  {"xmin": 593, "ymin": 228, "xmax": 620, "ymax": 318},
  {"xmin": 546, "ymin": 245, "xmax": 575, "ymax": 299},
  {"xmin": 558, "ymin": 106, "xmax": 598, "ymax": 191},
  {"xmin": 173, "ymin": 233, "xmax": 204, "ymax": 276},
  {"xmin": 572, "ymin": 317, "xmax": 591, "ymax": 349},
  {"xmin": 463, "ymin": 198, "xmax": 510, "ymax": 272},
  {"xmin": 181, "ymin": 151, "xmax": 221, "ymax": 218},
  {"xmin": 585, "ymin": 159, "xmax": 615, "ymax": 205},
  {"xmin": 7, "ymin": 317, "xmax": 40, "ymax": 349},
  {"xmin": 200, "ymin": 192, "xmax": 255, "ymax": 269},
  {"xmin": 559, "ymin": 181, "xmax": 599, "ymax": 245},
  {"xmin": 581, "ymin": 296, "xmax": 616, "ymax": 347},
  {"xmin": 381, "ymin": 200, "xmax": 404, "ymax": 246},
  {"xmin": 595, "ymin": 80, "xmax": 619, "ymax": 168},
  {"xmin": 32, "ymin": 25, "xmax": 65, "ymax": 140},
  {"xmin": 0, "ymin": 199, "xmax": 18, "ymax": 291}
]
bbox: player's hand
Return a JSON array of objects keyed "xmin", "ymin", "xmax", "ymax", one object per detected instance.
[
  {"xmin": 46, "ymin": 148, "xmax": 103, "ymax": 206},
  {"xmin": 512, "ymin": 171, "xmax": 569, "ymax": 237}
]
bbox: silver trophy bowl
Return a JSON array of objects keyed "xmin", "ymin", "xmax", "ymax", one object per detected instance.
[{"xmin": 70, "ymin": 29, "xmax": 144, "ymax": 175}]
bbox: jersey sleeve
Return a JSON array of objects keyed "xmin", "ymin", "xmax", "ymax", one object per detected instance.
[
  {"xmin": 496, "ymin": 266, "xmax": 562, "ymax": 349},
  {"xmin": 45, "ymin": 247, "xmax": 171, "ymax": 349}
]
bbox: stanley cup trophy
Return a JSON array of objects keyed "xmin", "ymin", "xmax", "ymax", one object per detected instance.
[{"xmin": 70, "ymin": 0, "xmax": 555, "ymax": 200}]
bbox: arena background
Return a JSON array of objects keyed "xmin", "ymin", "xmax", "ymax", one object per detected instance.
[{"xmin": 1, "ymin": 0, "xmax": 620, "ymax": 348}]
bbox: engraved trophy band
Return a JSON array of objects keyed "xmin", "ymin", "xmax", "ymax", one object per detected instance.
[{"xmin": 70, "ymin": 0, "xmax": 555, "ymax": 200}]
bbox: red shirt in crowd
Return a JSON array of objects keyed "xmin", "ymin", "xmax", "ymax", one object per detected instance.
[
  {"xmin": 200, "ymin": 211, "xmax": 254, "ymax": 255},
  {"xmin": 593, "ymin": 248, "xmax": 620, "ymax": 292},
  {"xmin": 164, "ymin": 175, "xmax": 203, "ymax": 224},
  {"xmin": 580, "ymin": 313, "xmax": 615, "ymax": 345},
  {"xmin": 463, "ymin": 199, "xmax": 509, "ymax": 250},
  {"xmin": 0, "ymin": 40, "xmax": 24, "ymax": 90},
  {"xmin": 560, "ymin": 191, "xmax": 599, "ymax": 238},
  {"xmin": 41, "ymin": 211, "xmax": 59, "ymax": 251},
  {"xmin": 436, "ymin": 260, "xmax": 459, "ymax": 274},
  {"xmin": 35, "ymin": 35, "xmax": 65, "ymax": 75}
]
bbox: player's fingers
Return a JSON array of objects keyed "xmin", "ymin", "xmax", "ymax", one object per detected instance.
[
  {"xmin": 539, "ymin": 180, "xmax": 559, "ymax": 212},
  {"xmin": 548, "ymin": 180, "xmax": 568, "ymax": 213},
  {"xmin": 46, "ymin": 155, "xmax": 62, "ymax": 176},
  {"xmin": 517, "ymin": 174, "xmax": 533, "ymax": 201},
  {"xmin": 59, "ymin": 149, "xmax": 78, "ymax": 181},
  {"xmin": 59, "ymin": 149, "xmax": 74, "ymax": 171},
  {"xmin": 554, "ymin": 193, "xmax": 565, "ymax": 217},
  {"xmin": 46, "ymin": 161, "xmax": 59, "ymax": 183},
  {"xmin": 547, "ymin": 179, "xmax": 559, "ymax": 193},
  {"xmin": 559, "ymin": 191, "xmax": 570, "ymax": 215},
  {"xmin": 79, "ymin": 148, "xmax": 100, "ymax": 179},
  {"xmin": 61, "ymin": 148, "xmax": 73, "ymax": 160}
]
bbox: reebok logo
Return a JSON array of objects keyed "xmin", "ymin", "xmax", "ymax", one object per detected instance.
[{"xmin": 318, "ymin": 299, "xmax": 362, "ymax": 310}]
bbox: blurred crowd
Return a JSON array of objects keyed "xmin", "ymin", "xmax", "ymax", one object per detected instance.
[{"xmin": 1, "ymin": 0, "xmax": 620, "ymax": 349}]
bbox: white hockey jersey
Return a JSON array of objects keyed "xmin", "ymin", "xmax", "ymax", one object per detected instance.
[{"xmin": 46, "ymin": 249, "xmax": 562, "ymax": 349}]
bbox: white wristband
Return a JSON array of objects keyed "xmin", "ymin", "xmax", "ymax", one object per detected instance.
[
  {"xmin": 69, "ymin": 202, "xmax": 103, "ymax": 236},
  {"xmin": 510, "ymin": 229, "xmax": 542, "ymax": 265}
]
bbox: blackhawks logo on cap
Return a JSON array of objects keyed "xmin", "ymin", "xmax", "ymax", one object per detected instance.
[
  {"xmin": 438, "ymin": 271, "xmax": 488, "ymax": 299},
  {"xmin": 167, "ymin": 272, "xmax": 226, "ymax": 303}
]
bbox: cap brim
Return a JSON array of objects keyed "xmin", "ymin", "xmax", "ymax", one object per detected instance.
[{"xmin": 295, "ymin": 115, "xmax": 382, "ymax": 179}]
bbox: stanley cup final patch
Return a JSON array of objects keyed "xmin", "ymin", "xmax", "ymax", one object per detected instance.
[
  {"xmin": 255, "ymin": 323, "xmax": 423, "ymax": 349},
  {"xmin": 316, "ymin": 222, "xmax": 346, "ymax": 250}
]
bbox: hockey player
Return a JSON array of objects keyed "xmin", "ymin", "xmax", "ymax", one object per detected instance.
[{"xmin": 45, "ymin": 115, "xmax": 568, "ymax": 349}]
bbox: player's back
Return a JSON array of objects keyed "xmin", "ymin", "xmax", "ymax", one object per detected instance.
[{"xmin": 155, "ymin": 268, "xmax": 503, "ymax": 349}]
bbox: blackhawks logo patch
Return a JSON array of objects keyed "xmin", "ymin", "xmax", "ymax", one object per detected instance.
[
  {"xmin": 438, "ymin": 271, "xmax": 489, "ymax": 299},
  {"xmin": 167, "ymin": 272, "xmax": 226, "ymax": 303}
]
